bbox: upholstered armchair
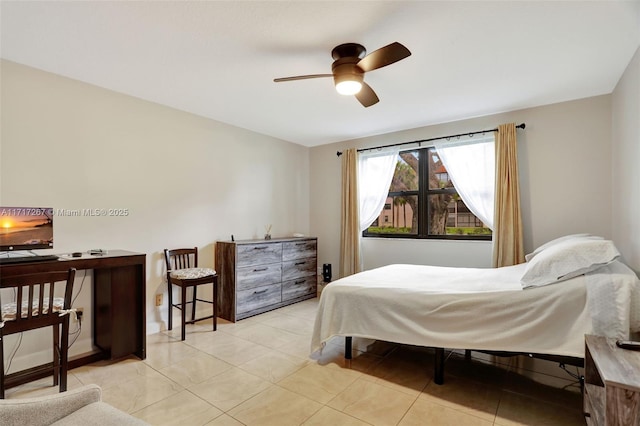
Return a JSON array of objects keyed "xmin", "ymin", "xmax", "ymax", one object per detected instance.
[{"xmin": 0, "ymin": 384, "xmax": 148, "ymax": 425}]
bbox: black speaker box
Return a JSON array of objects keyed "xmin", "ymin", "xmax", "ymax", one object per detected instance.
[{"xmin": 322, "ymin": 263, "xmax": 332, "ymax": 283}]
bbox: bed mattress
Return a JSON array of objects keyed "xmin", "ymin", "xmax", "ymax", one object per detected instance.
[{"xmin": 311, "ymin": 261, "xmax": 640, "ymax": 358}]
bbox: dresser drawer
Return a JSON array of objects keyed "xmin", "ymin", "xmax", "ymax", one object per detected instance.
[
  {"xmin": 237, "ymin": 243, "xmax": 282, "ymax": 267},
  {"xmin": 237, "ymin": 263, "xmax": 282, "ymax": 290},
  {"xmin": 237, "ymin": 283, "xmax": 282, "ymax": 314},
  {"xmin": 282, "ymin": 258, "xmax": 317, "ymax": 281},
  {"xmin": 283, "ymin": 240, "xmax": 317, "ymax": 261},
  {"xmin": 282, "ymin": 276, "xmax": 316, "ymax": 301}
]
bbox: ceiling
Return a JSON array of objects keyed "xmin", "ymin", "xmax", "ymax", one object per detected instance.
[{"xmin": 2, "ymin": 1, "xmax": 639, "ymax": 147}]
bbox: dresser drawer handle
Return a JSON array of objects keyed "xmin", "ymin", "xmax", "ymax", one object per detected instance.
[
  {"xmin": 295, "ymin": 243, "xmax": 306, "ymax": 246},
  {"xmin": 253, "ymin": 267, "xmax": 268, "ymax": 272},
  {"xmin": 254, "ymin": 289, "xmax": 268, "ymax": 295},
  {"xmin": 253, "ymin": 247, "xmax": 267, "ymax": 250},
  {"xmin": 295, "ymin": 261, "xmax": 306, "ymax": 265},
  {"xmin": 295, "ymin": 280, "xmax": 306, "ymax": 285}
]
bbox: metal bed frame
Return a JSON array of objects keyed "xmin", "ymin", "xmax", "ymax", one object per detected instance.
[{"xmin": 343, "ymin": 336, "xmax": 584, "ymax": 385}]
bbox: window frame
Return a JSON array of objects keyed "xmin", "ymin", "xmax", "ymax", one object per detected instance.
[{"xmin": 362, "ymin": 147, "xmax": 492, "ymax": 241}]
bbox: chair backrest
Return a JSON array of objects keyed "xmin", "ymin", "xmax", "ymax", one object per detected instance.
[
  {"xmin": 0, "ymin": 269, "xmax": 76, "ymax": 334},
  {"xmin": 164, "ymin": 248, "xmax": 199, "ymax": 273}
]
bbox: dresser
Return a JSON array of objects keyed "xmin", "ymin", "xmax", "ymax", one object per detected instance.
[
  {"xmin": 215, "ymin": 237, "xmax": 317, "ymax": 321},
  {"xmin": 583, "ymin": 334, "xmax": 640, "ymax": 425}
]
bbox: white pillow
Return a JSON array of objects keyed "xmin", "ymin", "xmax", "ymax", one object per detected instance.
[
  {"xmin": 524, "ymin": 234, "xmax": 603, "ymax": 262},
  {"xmin": 521, "ymin": 238, "xmax": 620, "ymax": 288}
]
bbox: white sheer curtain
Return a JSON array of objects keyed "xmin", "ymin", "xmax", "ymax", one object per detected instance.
[
  {"xmin": 433, "ymin": 134, "xmax": 495, "ymax": 229},
  {"xmin": 358, "ymin": 148, "xmax": 399, "ymax": 231}
]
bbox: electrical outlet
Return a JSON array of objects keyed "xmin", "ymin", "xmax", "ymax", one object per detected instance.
[
  {"xmin": 155, "ymin": 294, "xmax": 163, "ymax": 306},
  {"xmin": 76, "ymin": 307, "xmax": 84, "ymax": 321}
]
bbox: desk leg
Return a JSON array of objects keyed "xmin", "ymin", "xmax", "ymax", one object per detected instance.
[{"xmin": 94, "ymin": 265, "xmax": 145, "ymax": 360}]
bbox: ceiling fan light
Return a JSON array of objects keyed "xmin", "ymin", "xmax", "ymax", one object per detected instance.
[
  {"xmin": 333, "ymin": 62, "xmax": 365, "ymax": 96},
  {"xmin": 335, "ymin": 79, "xmax": 362, "ymax": 95}
]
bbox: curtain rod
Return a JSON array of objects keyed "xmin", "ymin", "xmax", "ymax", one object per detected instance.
[{"xmin": 336, "ymin": 123, "xmax": 525, "ymax": 157}]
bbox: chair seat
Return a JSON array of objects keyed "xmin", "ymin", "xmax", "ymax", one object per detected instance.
[
  {"xmin": 1, "ymin": 297, "xmax": 65, "ymax": 322},
  {"xmin": 169, "ymin": 267, "xmax": 216, "ymax": 280}
]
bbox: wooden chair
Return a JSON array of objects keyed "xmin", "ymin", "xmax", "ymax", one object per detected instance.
[
  {"xmin": 0, "ymin": 268, "xmax": 76, "ymax": 399},
  {"xmin": 164, "ymin": 248, "xmax": 217, "ymax": 341}
]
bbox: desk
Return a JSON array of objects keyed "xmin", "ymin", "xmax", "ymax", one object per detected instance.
[{"xmin": 0, "ymin": 250, "xmax": 146, "ymax": 388}]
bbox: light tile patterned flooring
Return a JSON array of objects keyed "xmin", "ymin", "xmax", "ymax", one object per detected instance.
[{"xmin": 6, "ymin": 298, "xmax": 585, "ymax": 425}]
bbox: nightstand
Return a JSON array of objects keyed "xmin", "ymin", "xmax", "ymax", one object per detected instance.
[{"xmin": 584, "ymin": 334, "xmax": 640, "ymax": 425}]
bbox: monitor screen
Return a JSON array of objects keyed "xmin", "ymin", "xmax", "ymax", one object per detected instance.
[{"xmin": 0, "ymin": 207, "xmax": 54, "ymax": 251}]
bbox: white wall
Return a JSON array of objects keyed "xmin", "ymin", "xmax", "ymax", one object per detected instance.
[
  {"xmin": 612, "ymin": 46, "xmax": 640, "ymax": 273},
  {"xmin": 310, "ymin": 95, "xmax": 613, "ymax": 277},
  {"xmin": 0, "ymin": 60, "xmax": 310, "ymax": 369}
]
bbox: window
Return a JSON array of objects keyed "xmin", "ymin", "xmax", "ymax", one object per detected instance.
[{"xmin": 363, "ymin": 147, "xmax": 492, "ymax": 239}]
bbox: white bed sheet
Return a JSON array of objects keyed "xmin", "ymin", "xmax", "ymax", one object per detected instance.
[{"xmin": 311, "ymin": 260, "xmax": 640, "ymax": 359}]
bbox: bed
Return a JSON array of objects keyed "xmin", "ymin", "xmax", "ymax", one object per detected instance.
[{"xmin": 311, "ymin": 236, "xmax": 640, "ymax": 384}]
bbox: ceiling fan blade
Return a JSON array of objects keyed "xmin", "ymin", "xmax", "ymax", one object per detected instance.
[
  {"xmin": 355, "ymin": 82, "xmax": 379, "ymax": 107},
  {"xmin": 273, "ymin": 74, "xmax": 333, "ymax": 82},
  {"xmin": 357, "ymin": 42, "xmax": 411, "ymax": 73}
]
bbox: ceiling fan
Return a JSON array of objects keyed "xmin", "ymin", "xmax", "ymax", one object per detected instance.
[{"xmin": 273, "ymin": 42, "xmax": 411, "ymax": 107}]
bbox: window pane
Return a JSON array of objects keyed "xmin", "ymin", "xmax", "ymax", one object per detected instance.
[
  {"xmin": 367, "ymin": 195, "xmax": 418, "ymax": 235},
  {"xmin": 429, "ymin": 194, "xmax": 492, "ymax": 236},
  {"xmin": 390, "ymin": 151, "xmax": 419, "ymax": 192},
  {"xmin": 428, "ymin": 148, "xmax": 453, "ymax": 190}
]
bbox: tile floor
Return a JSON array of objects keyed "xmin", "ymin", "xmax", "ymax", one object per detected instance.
[{"xmin": 6, "ymin": 298, "xmax": 586, "ymax": 425}]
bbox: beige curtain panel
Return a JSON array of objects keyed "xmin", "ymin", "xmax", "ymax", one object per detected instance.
[
  {"xmin": 340, "ymin": 148, "xmax": 361, "ymax": 277},
  {"xmin": 492, "ymin": 123, "xmax": 525, "ymax": 267}
]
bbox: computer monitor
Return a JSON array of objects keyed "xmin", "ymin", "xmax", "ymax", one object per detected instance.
[{"xmin": 0, "ymin": 207, "xmax": 54, "ymax": 251}]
